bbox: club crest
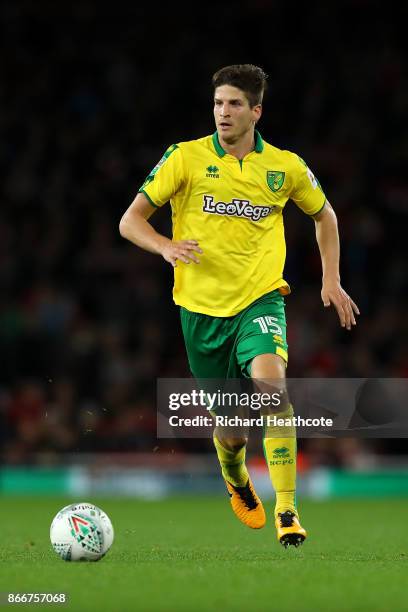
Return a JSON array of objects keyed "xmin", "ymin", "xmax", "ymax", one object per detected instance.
[{"xmin": 267, "ymin": 171, "xmax": 285, "ymax": 192}]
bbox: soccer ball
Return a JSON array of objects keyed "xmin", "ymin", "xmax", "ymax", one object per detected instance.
[{"xmin": 50, "ymin": 502, "xmax": 114, "ymax": 561}]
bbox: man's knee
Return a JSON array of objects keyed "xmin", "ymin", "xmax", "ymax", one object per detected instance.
[
  {"xmin": 250, "ymin": 352, "xmax": 286, "ymax": 379},
  {"xmin": 250, "ymin": 353, "xmax": 289, "ymax": 414}
]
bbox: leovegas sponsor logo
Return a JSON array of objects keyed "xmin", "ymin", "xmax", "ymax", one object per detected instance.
[{"xmin": 203, "ymin": 194, "xmax": 276, "ymax": 222}]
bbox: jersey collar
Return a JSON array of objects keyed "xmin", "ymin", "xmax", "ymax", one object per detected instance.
[{"xmin": 212, "ymin": 130, "xmax": 264, "ymax": 157}]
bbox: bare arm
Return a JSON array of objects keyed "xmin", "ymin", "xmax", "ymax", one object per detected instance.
[
  {"xmin": 313, "ymin": 201, "xmax": 360, "ymax": 329},
  {"xmin": 119, "ymin": 192, "xmax": 202, "ymax": 267}
]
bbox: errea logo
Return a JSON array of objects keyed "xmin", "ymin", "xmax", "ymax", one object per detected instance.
[
  {"xmin": 206, "ymin": 165, "xmax": 219, "ymax": 178},
  {"xmin": 270, "ymin": 446, "xmax": 293, "ymax": 466},
  {"xmin": 203, "ymin": 194, "xmax": 276, "ymax": 222},
  {"xmin": 273, "ymin": 447, "xmax": 290, "ymax": 458}
]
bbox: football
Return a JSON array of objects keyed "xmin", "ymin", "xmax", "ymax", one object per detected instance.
[{"xmin": 50, "ymin": 502, "xmax": 114, "ymax": 561}]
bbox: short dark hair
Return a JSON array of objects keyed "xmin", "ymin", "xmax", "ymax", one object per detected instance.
[{"xmin": 212, "ymin": 64, "xmax": 268, "ymax": 107}]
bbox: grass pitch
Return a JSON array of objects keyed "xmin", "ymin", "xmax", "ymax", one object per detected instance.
[{"xmin": 1, "ymin": 496, "xmax": 407, "ymax": 611}]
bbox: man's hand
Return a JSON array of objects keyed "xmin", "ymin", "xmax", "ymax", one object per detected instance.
[
  {"xmin": 118, "ymin": 192, "xmax": 202, "ymax": 267},
  {"xmin": 321, "ymin": 280, "xmax": 360, "ymax": 330},
  {"xmin": 160, "ymin": 239, "xmax": 202, "ymax": 267}
]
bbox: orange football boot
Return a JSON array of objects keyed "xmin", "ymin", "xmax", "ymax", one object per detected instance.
[
  {"xmin": 225, "ymin": 479, "xmax": 266, "ymax": 529},
  {"xmin": 275, "ymin": 511, "xmax": 307, "ymax": 547}
]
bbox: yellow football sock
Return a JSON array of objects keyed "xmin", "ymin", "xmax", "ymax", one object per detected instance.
[
  {"xmin": 263, "ymin": 404, "xmax": 297, "ymax": 517},
  {"xmin": 213, "ymin": 434, "xmax": 249, "ymax": 487}
]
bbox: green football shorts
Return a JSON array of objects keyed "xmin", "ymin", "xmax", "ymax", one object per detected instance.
[{"xmin": 180, "ymin": 289, "xmax": 288, "ymax": 379}]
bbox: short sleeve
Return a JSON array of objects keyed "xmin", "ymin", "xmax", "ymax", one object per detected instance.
[
  {"xmin": 139, "ymin": 144, "xmax": 186, "ymax": 208},
  {"xmin": 289, "ymin": 155, "xmax": 326, "ymax": 216}
]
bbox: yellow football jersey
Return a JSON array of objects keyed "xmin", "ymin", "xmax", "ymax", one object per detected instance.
[{"xmin": 140, "ymin": 131, "xmax": 326, "ymax": 317}]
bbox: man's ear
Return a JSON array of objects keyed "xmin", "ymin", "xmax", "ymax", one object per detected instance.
[{"xmin": 254, "ymin": 104, "xmax": 262, "ymax": 123}]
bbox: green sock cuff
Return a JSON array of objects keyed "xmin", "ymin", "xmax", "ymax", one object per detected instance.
[
  {"xmin": 274, "ymin": 403, "xmax": 294, "ymax": 419},
  {"xmin": 264, "ymin": 404, "xmax": 295, "ymax": 439}
]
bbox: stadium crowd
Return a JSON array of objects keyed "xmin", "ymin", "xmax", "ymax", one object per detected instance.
[{"xmin": 0, "ymin": 1, "xmax": 407, "ymax": 465}]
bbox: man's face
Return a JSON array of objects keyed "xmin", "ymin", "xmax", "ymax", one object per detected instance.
[{"xmin": 214, "ymin": 85, "xmax": 262, "ymax": 144}]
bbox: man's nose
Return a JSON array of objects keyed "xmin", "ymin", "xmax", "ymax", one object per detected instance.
[{"xmin": 220, "ymin": 104, "xmax": 230, "ymax": 116}]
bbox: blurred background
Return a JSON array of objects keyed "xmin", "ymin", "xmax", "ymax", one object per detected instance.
[{"xmin": 0, "ymin": 0, "xmax": 407, "ymax": 498}]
